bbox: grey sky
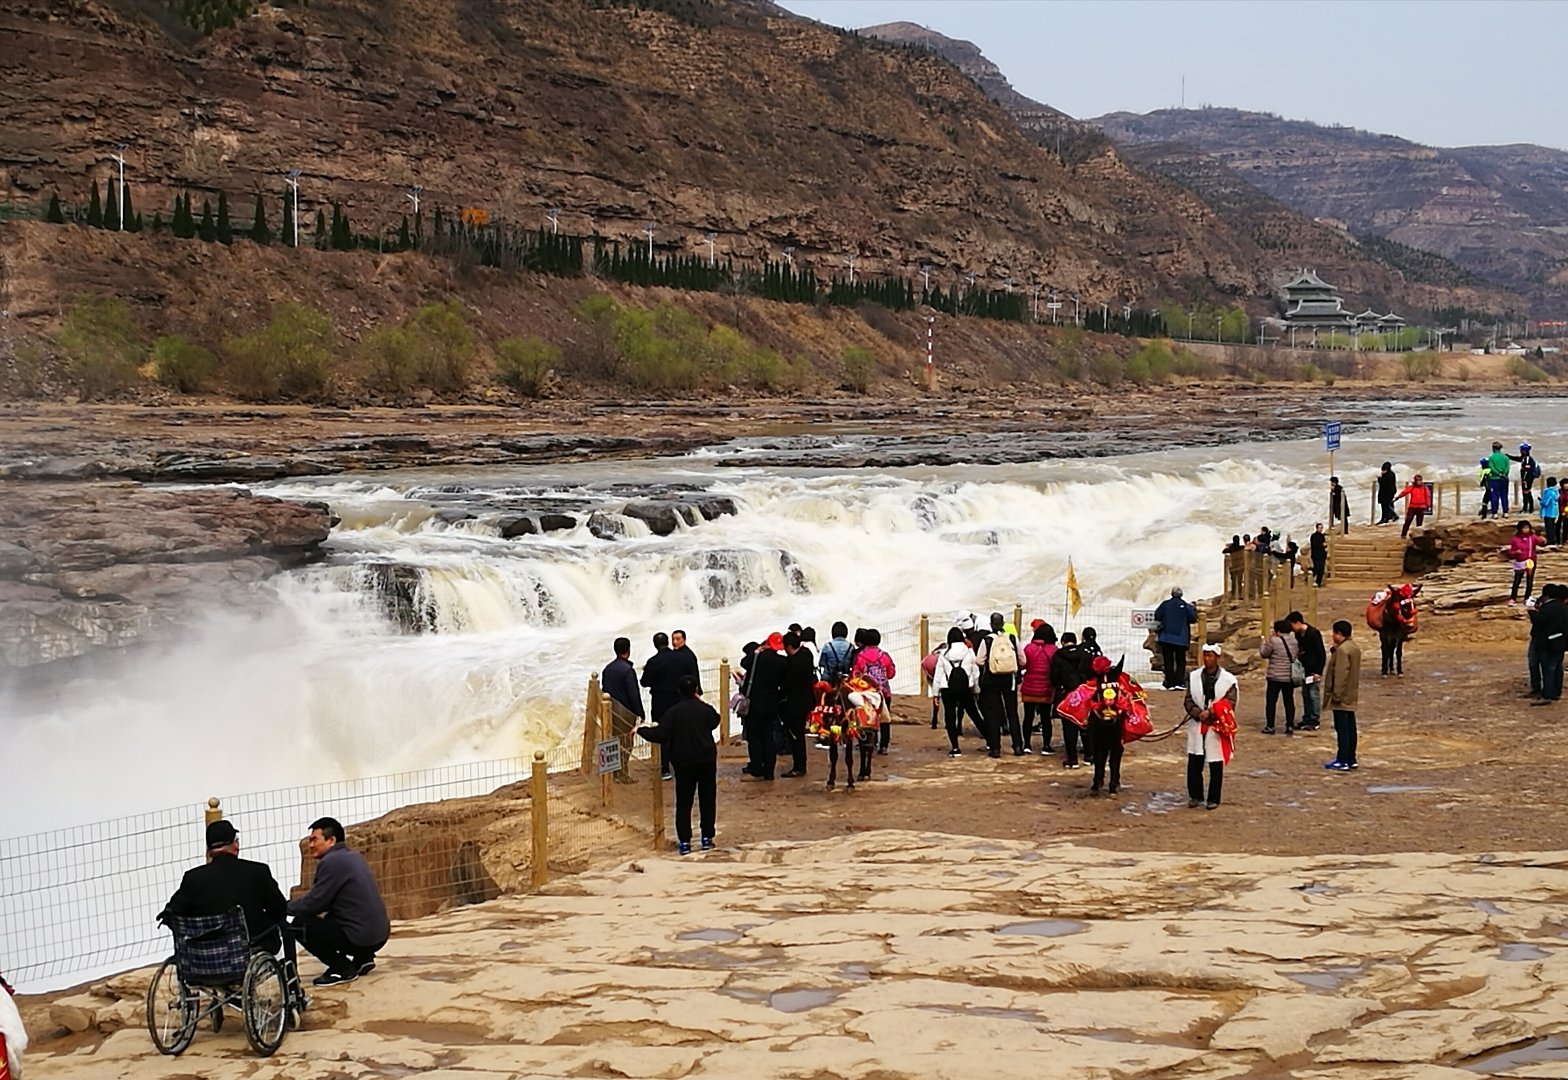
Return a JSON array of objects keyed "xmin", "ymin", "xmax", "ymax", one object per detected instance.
[{"xmin": 776, "ymin": 0, "xmax": 1568, "ymax": 151}]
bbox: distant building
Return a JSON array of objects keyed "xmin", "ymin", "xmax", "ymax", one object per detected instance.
[{"xmin": 1280, "ymin": 269, "xmax": 1354, "ymax": 330}]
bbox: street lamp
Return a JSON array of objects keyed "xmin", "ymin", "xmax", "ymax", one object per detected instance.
[
  {"xmin": 1071, "ymin": 294, "xmax": 1080, "ymax": 325},
  {"xmin": 643, "ymin": 221, "xmax": 655, "ymax": 259},
  {"xmin": 284, "ymin": 169, "xmax": 302, "ymax": 248},
  {"xmin": 1003, "ymin": 276, "xmax": 1014, "ymax": 294},
  {"xmin": 1187, "ymin": 310, "xmax": 1195, "ymax": 341},
  {"xmin": 845, "ymin": 253, "xmax": 857, "ymax": 284},
  {"xmin": 782, "ymin": 245, "xmax": 794, "ymax": 268},
  {"xmin": 108, "ymin": 144, "xmax": 127, "ymax": 232},
  {"xmin": 1215, "ymin": 313, "xmax": 1223, "ymax": 343},
  {"xmin": 704, "ymin": 231, "xmax": 717, "ymax": 266},
  {"xmin": 546, "ymin": 206, "xmax": 560, "ymax": 235},
  {"xmin": 1030, "ymin": 282, "xmax": 1041, "ymax": 322},
  {"xmin": 920, "ymin": 264, "xmax": 931, "ymax": 294}
]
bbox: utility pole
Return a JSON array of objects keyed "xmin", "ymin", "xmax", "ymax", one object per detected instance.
[
  {"xmin": 284, "ymin": 169, "xmax": 301, "ymax": 249},
  {"xmin": 108, "ymin": 145, "xmax": 127, "ymax": 232},
  {"xmin": 705, "ymin": 231, "xmax": 717, "ymax": 267},
  {"xmin": 547, "ymin": 206, "xmax": 560, "ymax": 235}
]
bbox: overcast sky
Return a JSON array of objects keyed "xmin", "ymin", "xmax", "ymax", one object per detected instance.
[{"xmin": 776, "ymin": 0, "xmax": 1568, "ymax": 151}]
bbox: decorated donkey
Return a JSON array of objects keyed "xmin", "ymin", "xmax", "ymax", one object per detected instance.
[
  {"xmin": 1056, "ymin": 655, "xmax": 1153, "ymax": 796},
  {"xmin": 1367, "ymin": 583, "xmax": 1421, "ymax": 676},
  {"xmin": 806, "ymin": 676, "xmax": 881, "ymax": 790}
]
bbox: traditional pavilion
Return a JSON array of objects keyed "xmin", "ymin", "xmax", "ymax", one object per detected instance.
[{"xmin": 1280, "ymin": 269, "xmax": 1354, "ymax": 330}]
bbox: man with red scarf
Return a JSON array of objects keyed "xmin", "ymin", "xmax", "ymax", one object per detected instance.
[{"xmin": 1184, "ymin": 643, "xmax": 1238, "ymax": 810}]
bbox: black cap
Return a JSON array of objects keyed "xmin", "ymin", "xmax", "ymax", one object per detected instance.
[{"xmin": 205, "ymin": 819, "xmax": 238, "ymax": 850}]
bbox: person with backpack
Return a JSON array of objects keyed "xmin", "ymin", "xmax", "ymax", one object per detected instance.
[
  {"xmin": 1049, "ymin": 632, "xmax": 1092, "ymax": 768},
  {"xmin": 1510, "ymin": 442, "xmax": 1541, "ymax": 513},
  {"xmin": 1020, "ymin": 622, "xmax": 1059, "ymax": 753},
  {"xmin": 850, "ymin": 628, "xmax": 896, "ymax": 755},
  {"xmin": 934, "ymin": 627, "xmax": 982, "ymax": 756},
  {"xmin": 1080, "ymin": 627, "xmax": 1104, "ymax": 658},
  {"xmin": 817, "ymin": 621, "xmax": 854, "ymax": 683},
  {"xmin": 976, "ymin": 612, "xmax": 1022, "ymax": 758}
]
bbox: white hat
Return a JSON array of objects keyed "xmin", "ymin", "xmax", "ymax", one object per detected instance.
[{"xmin": 1201, "ymin": 643, "xmax": 1223, "ymax": 655}]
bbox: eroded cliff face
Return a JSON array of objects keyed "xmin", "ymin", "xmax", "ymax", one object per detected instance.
[
  {"xmin": 0, "ymin": 0, "xmax": 1408, "ymax": 315},
  {"xmin": 1094, "ymin": 107, "xmax": 1568, "ymax": 301}
]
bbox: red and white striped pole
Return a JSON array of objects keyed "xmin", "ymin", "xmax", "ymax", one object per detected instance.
[{"xmin": 925, "ymin": 315, "xmax": 935, "ymax": 389}]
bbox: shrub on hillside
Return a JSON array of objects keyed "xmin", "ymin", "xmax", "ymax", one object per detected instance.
[
  {"xmin": 407, "ymin": 300, "xmax": 476, "ymax": 393},
  {"xmin": 1401, "ymin": 353, "xmax": 1441, "ymax": 381},
  {"xmin": 151, "ymin": 334, "xmax": 216, "ymax": 393},
  {"xmin": 358, "ymin": 325, "xmax": 421, "ymax": 396},
  {"xmin": 223, "ymin": 302, "xmax": 337, "ymax": 401},
  {"xmin": 841, "ymin": 345, "xmax": 876, "ymax": 393},
  {"xmin": 56, "ymin": 295, "xmax": 143, "ymax": 399},
  {"xmin": 1508, "ymin": 356, "xmax": 1548, "ymax": 383},
  {"xmin": 496, "ymin": 336, "xmax": 560, "ymax": 398},
  {"xmin": 1087, "ymin": 352, "xmax": 1124, "ymax": 386}
]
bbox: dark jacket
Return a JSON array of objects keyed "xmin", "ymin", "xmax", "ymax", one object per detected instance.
[
  {"xmin": 638, "ymin": 696, "xmax": 720, "ymax": 769},
  {"xmin": 743, "ymin": 648, "xmax": 788, "ymax": 715},
  {"xmin": 287, "ymin": 845, "xmax": 391, "ymax": 948},
  {"xmin": 1310, "ymin": 532, "xmax": 1328, "ymax": 563},
  {"xmin": 782, "ymin": 648, "xmax": 818, "ymax": 719},
  {"xmin": 1153, "ymin": 596, "xmax": 1198, "ymax": 647},
  {"xmin": 641, "ymin": 647, "xmax": 682, "ymax": 721},
  {"xmin": 601, "ymin": 656, "xmax": 644, "ymax": 719},
  {"xmin": 1295, "ymin": 624, "xmax": 1327, "ymax": 677},
  {"xmin": 1377, "ymin": 470, "xmax": 1397, "ymax": 502},
  {"xmin": 165, "ymin": 853, "xmax": 288, "ymax": 947},
  {"xmin": 1049, "ymin": 644, "xmax": 1091, "ymax": 698},
  {"xmin": 670, "ymin": 645, "xmax": 703, "ymax": 693},
  {"xmin": 1531, "ymin": 599, "xmax": 1568, "ymax": 653}
]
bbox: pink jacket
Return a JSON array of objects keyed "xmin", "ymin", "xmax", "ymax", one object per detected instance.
[
  {"xmin": 1020, "ymin": 642, "xmax": 1056, "ymax": 698},
  {"xmin": 852, "ymin": 647, "xmax": 896, "ymax": 698},
  {"xmin": 1508, "ymin": 533, "xmax": 1543, "ymax": 567}
]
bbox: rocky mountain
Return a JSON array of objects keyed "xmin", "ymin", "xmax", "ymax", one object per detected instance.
[
  {"xmin": 1092, "ymin": 108, "xmax": 1568, "ymax": 303},
  {"xmin": 0, "ymin": 0, "xmax": 1511, "ymax": 342},
  {"xmin": 859, "ymin": 22, "xmax": 1505, "ymax": 314}
]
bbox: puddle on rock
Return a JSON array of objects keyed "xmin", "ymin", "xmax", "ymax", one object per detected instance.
[
  {"xmin": 1462, "ymin": 1034, "xmax": 1568, "ymax": 1073},
  {"xmin": 1499, "ymin": 942, "xmax": 1551, "ymax": 962},
  {"xmin": 920, "ymin": 1004, "xmax": 1043, "ymax": 1024},
  {"xmin": 1284, "ymin": 965, "xmax": 1365, "ymax": 991},
  {"xmin": 1013, "ymin": 851, "xmax": 1043, "ymax": 862},
  {"xmin": 769, "ymin": 988, "xmax": 841, "ymax": 1013},
  {"xmin": 835, "ymin": 963, "xmax": 871, "ymax": 981},
  {"xmin": 987, "ymin": 870, "xmax": 1015, "ymax": 879},
  {"xmin": 1472, "ymin": 899, "xmax": 1508, "ymax": 917},
  {"xmin": 719, "ymin": 987, "xmax": 769, "ymax": 1003},
  {"xmin": 1291, "ymin": 882, "xmax": 1337, "ymax": 895},
  {"xmin": 1144, "ymin": 791, "xmax": 1189, "ymax": 815},
  {"xmin": 995, "ymin": 919, "xmax": 1088, "ymax": 937},
  {"xmin": 1365, "ymin": 784, "xmax": 1434, "ymax": 794},
  {"xmin": 676, "ymin": 928, "xmax": 741, "ymax": 943}
]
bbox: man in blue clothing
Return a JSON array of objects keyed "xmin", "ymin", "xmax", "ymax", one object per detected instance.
[
  {"xmin": 602, "ymin": 637, "xmax": 643, "ymax": 783},
  {"xmin": 1153, "ymin": 587, "xmax": 1199, "ymax": 690},
  {"xmin": 1487, "ymin": 442, "xmax": 1512, "ymax": 517},
  {"xmin": 817, "ymin": 621, "xmax": 854, "ymax": 682}
]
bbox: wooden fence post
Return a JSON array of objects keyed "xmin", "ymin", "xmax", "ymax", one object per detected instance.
[
  {"xmin": 1368, "ymin": 482, "xmax": 1376, "ymax": 526},
  {"xmin": 581, "ymin": 673, "xmax": 601, "ymax": 775},
  {"xmin": 1012, "ymin": 603, "xmax": 1023, "ymax": 636},
  {"xmin": 530, "ymin": 752, "xmax": 548, "ymax": 888},
  {"xmin": 718, "ymin": 657, "xmax": 731, "ymax": 750},
  {"xmin": 918, "ymin": 615, "xmax": 930, "ymax": 695},
  {"xmin": 1306, "ymin": 576, "xmax": 1319, "ymax": 625},
  {"xmin": 600, "ymin": 692, "xmax": 614, "ymax": 808},
  {"xmin": 1454, "ymin": 480, "xmax": 1462, "ymax": 515},
  {"xmin": 651, "ymin": 754, "xmax": 666, "ymax": 852}
]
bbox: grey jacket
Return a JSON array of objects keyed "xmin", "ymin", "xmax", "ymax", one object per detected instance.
[
  {"xmin": 287, "ymin": 844, "xmax": 391, "ymax": 947},
  {"xmin": 1259, "ymin": 632, "xmax": 1298, "ymax": 683}
]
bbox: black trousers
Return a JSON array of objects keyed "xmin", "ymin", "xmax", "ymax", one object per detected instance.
[
  {"xmin": 1160, "ymin": 644, "xmax": 1188, "ymax": 688},
  {"xmin": 1061, "ymin": 720, "xmax": 1081, "ymax": 765},
  {"xmin": 941, "ymin": 689, "xmax": 982, "ymax": 750},
  {"xmin": 1512, "ymin": 569, "xmax": 1536, "ymax": 601},
  {"xmin": 293, "ymin": 915, "xmax": 386, "ymax": 977},
  {"xmin": 1379, "ymin": 498, "xmax": 1398, "ymax": 524},
  {"xmin": 1379, "ymin": 630, "xmax": 1404, "ymax": 676},
  {"xmin": 1312, "ymin": 556, "xmax": 1326, "ymax": 586},
  {"xmin": 784, "ymin": 708, "xmax": 809, "ymax": 773},
  {"xmin": 745, "ymin": 710, "xmax": 778, "ymax": 779},
  {"xmin": 1186, "ymin": 754, "xmax": 1224, "ymax": 805},
  {"xmin": 673, "ymin": 760, "xmax": 716, "ymax": 844},
  {"xmin": 879, "ymin": 699, "xmax": 892, "ymax": 752},
  {"xmin": 1264, "ymin": 679, "xmax": 1296, "ymax": 730},
  {"xmin": 977, "ymin": 684, "xmax": 1009, "ymax": 752},
  {"xmin": 1022, "ymin": 701, "xmax": 1053, "ymax": 750},
  {"xmin": 1332, "ymin": 709, "xmax": 1358, "ymax": 765}
]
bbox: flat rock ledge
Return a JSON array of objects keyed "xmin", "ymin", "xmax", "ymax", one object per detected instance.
[
  {"xmin": 0, "ymin": 481, "xmax": 332, "ymax": 669},
  {"xmin": 32, "ymin": 831, "xmax": 1568, "ymax": 1079}
]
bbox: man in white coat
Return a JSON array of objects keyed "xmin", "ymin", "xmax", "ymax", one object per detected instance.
[
  {"xmin": 1183, "ymin": 643, "xmax": 1239, "ymax": 811},
  {"xmin": 0, "ymin": 970, "xmax": 27, "ymax": 1079}
]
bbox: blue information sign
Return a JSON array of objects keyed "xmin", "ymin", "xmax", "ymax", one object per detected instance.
[{"xmin": 1324, "ymin": 421, "xmax": 1342, "ymax": 452}]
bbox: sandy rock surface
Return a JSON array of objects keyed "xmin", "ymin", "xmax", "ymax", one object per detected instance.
[{"xmin": 31, "ymin": 831, "xmax": 1568, "ymax": 1078}]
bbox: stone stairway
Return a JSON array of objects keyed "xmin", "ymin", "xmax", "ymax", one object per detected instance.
[{"xmin": 1327, "ymin": 528, "xmax": 1412, "ymax": 584}]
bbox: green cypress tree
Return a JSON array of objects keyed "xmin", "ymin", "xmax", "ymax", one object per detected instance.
[
  {"xmin": 330, "ymin": 204, "xmax": 352, "ymax": 250},
  {"xmin": 45, "ymin": 193, "xmax": 65, "ymax": 224},
  {"xmin": 215, "ymin": 191, "xmax": 233, "ymax": 245},
  {"xmin": 104, "ymin": 181, "xmax": 120, "ymax": 231},
  {"xmin": 432, "ymin": 204, "xmax": 444, "ymax": 238},
  {"xmin": 129, "ymin": 211, "xmax": 144, "ymax": 233},
  {"xmin": 313, "ymin": 208, "xmax": 327, "ymax": 250},
  {"xmin": 197, "ymin": 198, "xmax": 216, "ymax": 242},
  {"xmin": 397, "ymin": 214, "xmax": 411, "ymax": 251},
  {"xmin": 249, "ymin": 192, "xmax": 271, "ymax": 245},
  {"xmin": 280, "ymin": 187, "xmax": 296, "ymax": 247},
  {"xmin": 121, "ymin": 184, "xmax": 135, "ymax": 232},
  {"xmin": 172, "ymin": 193, "xmax": 195, "ymax": 239},
  {"xmin": 152, "ymin": 211, "xmax": 166, "ymax": 232},
  {"xmin": 86, "ymin": 180, "xmax": 103, "ymax": 228}
]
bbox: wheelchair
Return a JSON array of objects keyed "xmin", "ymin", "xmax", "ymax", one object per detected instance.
[{"xmin": 145, "ymin": 907, "xmax": 304, "ymax": 1057}]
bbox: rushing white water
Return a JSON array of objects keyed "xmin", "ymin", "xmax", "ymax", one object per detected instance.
[{"xmin": 6, "ymin": 396, "xmax": 1568, "ymax": 835}]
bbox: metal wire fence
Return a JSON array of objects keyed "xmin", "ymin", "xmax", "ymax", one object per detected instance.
[{"xmin": 0, "ymin": 736, "xmax": 662, "ymax": 994}]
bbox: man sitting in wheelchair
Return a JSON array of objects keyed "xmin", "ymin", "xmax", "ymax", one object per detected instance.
[{"xmin": 164, "ymin": 819, "xmax": 290, "ymax": 959}]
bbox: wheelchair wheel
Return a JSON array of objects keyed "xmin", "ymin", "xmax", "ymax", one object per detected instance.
[
  {"xmin": 145, "ymin": 956, "xmax": 197, "ymax": 1055},
  {"xmin": 208, "ymin": 988, "xmax": 226, "ymax": 1033},
  {"xmin": 242, "ymin": 952, "xmax": 289, "ymax": 1057}
]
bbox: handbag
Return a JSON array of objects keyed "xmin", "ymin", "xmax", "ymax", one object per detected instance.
[{"xmin": 1286, "ymin": 637, "xmax": 1305, "ymax": 686}]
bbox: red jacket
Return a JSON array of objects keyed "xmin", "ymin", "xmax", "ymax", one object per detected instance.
[
  {"xmin": 1020, "ymin": 642, "xmax": 1056, "ymax": 698},
  {"xmin": 1398, "ymin": 483, "xmax": 1432, "ymax": 511}
]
